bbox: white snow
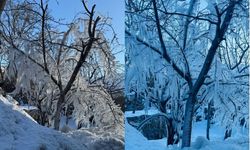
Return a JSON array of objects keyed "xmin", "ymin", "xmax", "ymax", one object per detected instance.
[
  {"xmin": 18, "ymin": 105, "xmax": 38, "ymax": 111},
  {"xmin": 0, "ymin": 95, "xmax": 124, "ymax": 150},
  {"xmin": 125, "ymin": 119, "xmax": 168, "ymax": 150},
  {"xmin": 125, "ymin": 110, "xmax": 249, "ymax": 150},
  {"xmin": 125, "ymin": 108, "xmax": 160, "ymax": 117},
  {"xmin": 0, "ymin": 95, "xmax": 83, "ymax": 150},
  {"xmin": 60, "ymin": 115, "xmax": 77, "ymax": 129},
  {"xmin": 191, "ymin": 136, "xmax": 249, "ymax": 150}
]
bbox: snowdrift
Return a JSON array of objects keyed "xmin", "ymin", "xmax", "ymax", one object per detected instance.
[
  {"xmin": 0, "ymin": 95, "xmax": 83, "ymax": 150},
  {"xmin": 125, "ymin": 110, "xmax": 249, "ymax": 150},
  {"xmin": 190, "ymin": 136, "xmax": 249, "ymax": 150},
  {"xmin": 0, "ymin": 95, "xmax": 124, "ymax": 150}
]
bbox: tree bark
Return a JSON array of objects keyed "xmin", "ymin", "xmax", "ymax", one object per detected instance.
[
  {"xmin": 182, "ymin": 0, "xmax": 239, "ymax": 147},
  {"xmin": 167, "ymin": 118, "xmax": 178, "ymax": 145},
  {"xmin": 53, "ymin": 94, "xmax": 65, "ymax": 130},
  {"xmin": 41, "ymin": 111, "xmax": 47, "ymax": 126},
  {"xmin": 224, "ymin": 129, "xmax": 232, "ymax": 140},
  {"xmin": 0, "ymin": 0, "xmax": 7, "ymax": 17},
  {"xmin": 206, "ymin": 101, "xmax": 212, "ymax": 140},
  {"xmin": 182, "ymin": 94, "xmax": 196, "ymax": 147}
]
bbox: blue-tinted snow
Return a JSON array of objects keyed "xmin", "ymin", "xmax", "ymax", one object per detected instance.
[{"xmin": 125, "ymin": 110, "xmax": 249, "ymax": 150}]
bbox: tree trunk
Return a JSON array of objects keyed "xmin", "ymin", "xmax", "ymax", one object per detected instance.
[
  {"xmin": 53, "ymin": 94, "xmax": 65, "ymax": 130},
  {"xmin": 160, "ymin": 100, "xmax": 168, "ymax": 114},
  {"xmin": 224, "ymin": 129, "xmax": 232, "ymax": 140},
  {"xmin": 182, "ymin": 95, "xmax": 196, "ymax": 148},
  {"xmin": 132, "ymin": 92, "xmax": 137, "ymax": 114},
  {"xmin": 66, "ymin": 116, "xmax": 69, "ymax": 125},
  {"xmin": 40, "ymin": 111, "xmax": 47, "ymax": 126},
  {"xmin": 167, "ymin": 119, "xmax": 176, "ymax": 145},
  {"xmin": 206, "ymin": 101, "xmax": 212, "ymax": 140},
  {"xmin": 0, "ymin": 0, "xmax": 7, "ymax": 17}
]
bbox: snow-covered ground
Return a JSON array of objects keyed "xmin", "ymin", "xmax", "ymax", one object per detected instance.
[
  {"xmin": 125, "ymin": 108, "xmax": 160, "ymax": 117},
  {"xmin": 125, "ymin": 109, "xmax": 249, "ymax": 150},
  {"xmin": 0, "ymin": 93, "xmax": 248, "ymax": 150},
  {"xmin": 0, "ymin": 95, "xmax": 124, "ymax": 150},
  {"xmin": 18, "ymin": 105, "xmax": 38, "ymax": 111}
]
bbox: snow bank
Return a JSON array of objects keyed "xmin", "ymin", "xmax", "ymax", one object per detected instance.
[
  {"xmin": 0, "ymin": 95, "xmax": 124, "ymax": 150},
  {"xmin": 68, "ymin": 128, "xmax": 124, "ymax": 150},
  {"xmin": 0, "ymin": 95, "xmax": 83, "ymax": 150},
  {"xmin": 125, "ymin": 111, "xmax": 249, "ymax": 150},
  {"xmin": 190, "ymin": 136, "xmax": 249, "ymax": 150},
  {"xmin": 125, "ymin": 119, "xmax": 167, "ymax": 150}
]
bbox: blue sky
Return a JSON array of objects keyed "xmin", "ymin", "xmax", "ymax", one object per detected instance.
[{"xmin": 48, "ymin": 0, "xmax": 124, "ymax": 64}]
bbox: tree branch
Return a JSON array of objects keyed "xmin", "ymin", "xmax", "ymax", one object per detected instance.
[
  {"xmin": 192, "ymin": 0, "xmax": 241, "ymax": 97},
  {"xmin": 125, "ymin": 30, "xmax": 192, "ymax": 84}
]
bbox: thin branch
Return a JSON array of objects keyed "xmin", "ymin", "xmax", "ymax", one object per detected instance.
[
  {"xmin": 40, "ymin": 0, "xmax": 49, "ymax": 73},
  {"xmin": 153, "ymin": 0, "xmax": 192, "ymax": 85},
  {"xmin": 63, "ymin": 4, "xmax": 100, "ymax": 94},
  {"xmin": 158, "ymin": 9, "xmax": 218, "ymax": 25},
  {"xmin": 230, "ymin": 40, "xmax": 249, "ymax": 70},
  {"xmin": 125, "ymin": 30, "xmax": 191, "ymax": 83},
  {"xmin": 192, "ymin": 0, "xmax": 239, "ymax": 96}
]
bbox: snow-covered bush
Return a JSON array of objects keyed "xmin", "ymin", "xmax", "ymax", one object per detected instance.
[{"xmin": 71, "ymin": 86, "xmax": 124, "ymax": 134}]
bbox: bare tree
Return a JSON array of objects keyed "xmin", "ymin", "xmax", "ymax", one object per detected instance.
[
  {"xmin": 126, "ymin": 0, "xmax": 248, "ymax": 147},
  {"xmin": 0, "ymin": 0, "xmax": 120, "ymax": 130}
]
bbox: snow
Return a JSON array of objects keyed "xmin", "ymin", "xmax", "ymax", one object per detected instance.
[
  {"xmin": 18, "ymin": 105, "xmax": 38, "ymax": 111},
  {"xmin": 125, "ymin": 119, "xmax": 167, "ymax": 150},
  {"xmin": 125, "ymin": 108, "xmax": 160, "ymax": 117},
  {"xmin": 0, "ymin": 95, "xmax": 83, "ymax": 150},
  {"xmin": 68, "ymin": 127, "xmax": 124, "ymax": 150},
  {"xmin": 191, "ymin": 136, "xmax": 249, "ymax": 150},
  {"xmin": 60, "ymin": 115, "xmax": 77, "ymax": 129},
  {"xmin": 191, "ymin": 121, "xmax": 225, "ymax": 141},
  {"xmin": 0, "ymin": 95, "xmax": 124, "ymax": 150},
  {"xmin": 125, "ymin": 110, "xmax": 249, "ymax": 150}
]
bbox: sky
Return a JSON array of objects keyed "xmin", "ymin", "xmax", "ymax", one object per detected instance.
[{"xmin": 48, "ymin": 0, "xmax": 125, "ymax": 64}]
